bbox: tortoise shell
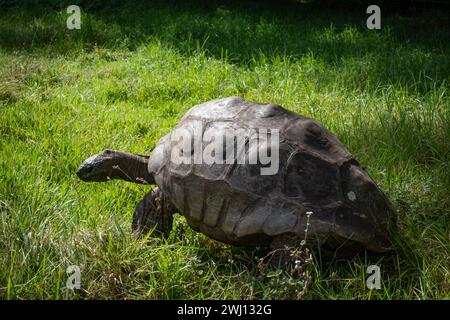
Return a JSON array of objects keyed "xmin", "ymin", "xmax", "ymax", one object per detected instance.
[{"xmin": 148, "ymin": 97, "xmax": 396, "ymax": 252}]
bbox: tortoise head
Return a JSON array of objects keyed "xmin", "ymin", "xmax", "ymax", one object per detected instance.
[{"xmin": 76, "ymin": 149, "xmax": 118, "ymax": 182}]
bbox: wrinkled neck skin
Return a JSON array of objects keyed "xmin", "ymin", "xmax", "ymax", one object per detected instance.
[{"xmin": 110, "ymin": 152, "xmax": 154, "ymax": 184}]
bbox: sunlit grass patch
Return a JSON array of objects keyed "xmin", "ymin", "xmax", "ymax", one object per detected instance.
[{"xmin": 0, "ymin": 0, "xmax": 448, "ymax": 299}]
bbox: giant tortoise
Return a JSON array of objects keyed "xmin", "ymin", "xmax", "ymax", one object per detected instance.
[{"xmin": 76, "ymin": 97, "xmax": 396, "ymax": 256}]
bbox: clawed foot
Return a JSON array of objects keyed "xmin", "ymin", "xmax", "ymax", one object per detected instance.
[{"xmin": 132, "ymin": 188, "xmax": 174, "ymax": 239}]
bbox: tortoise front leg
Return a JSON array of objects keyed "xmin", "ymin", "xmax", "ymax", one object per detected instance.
[{"xmin": 132, "ymin": 188, "xmax": 175, "ymax": 238}]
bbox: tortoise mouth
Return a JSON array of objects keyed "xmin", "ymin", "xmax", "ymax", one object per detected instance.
[{"xmin": 76, "ymin": 164, "xmax": 94, "ymax": 180}]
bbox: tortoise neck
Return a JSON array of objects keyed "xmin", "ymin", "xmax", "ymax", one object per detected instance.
[{"xmin": 111, "ymin": 151, "xmax": 154, "ymax": 184}]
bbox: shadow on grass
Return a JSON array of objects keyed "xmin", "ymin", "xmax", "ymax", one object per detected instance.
[{"xmin": 0, "ymin": 0, "xmax": 449, "ymax": 94}]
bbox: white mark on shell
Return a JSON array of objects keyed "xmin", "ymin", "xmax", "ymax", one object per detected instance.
[
  {"xmin": 347, "ymin": 191, "xmax": 356, "ymax": 201},
  {"xmin": 352, "ymin": 212, "xmax": 368, "ymax": 219}
]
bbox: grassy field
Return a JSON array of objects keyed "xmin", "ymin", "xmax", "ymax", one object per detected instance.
[{"xmin": 0, "ymin": 0, "xmax": 449, "ymax": 299}]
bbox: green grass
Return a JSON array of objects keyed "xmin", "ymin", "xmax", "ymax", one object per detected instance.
[{"xmin": 0, "ymin": 0, "xmax": 449, "ymax": 299}]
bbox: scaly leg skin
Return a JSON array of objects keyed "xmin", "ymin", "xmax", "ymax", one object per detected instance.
[{"xmin": 132, "ymin": 188, "xmax": 175, "ymax": 239}]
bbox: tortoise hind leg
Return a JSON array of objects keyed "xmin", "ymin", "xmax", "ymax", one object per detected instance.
[{"xmin": 132, "ymin": 188, "xmax": 175, "ymax": 239}]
